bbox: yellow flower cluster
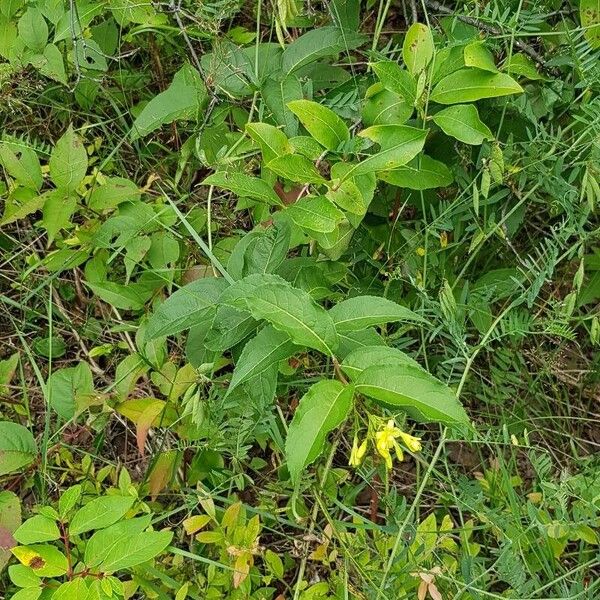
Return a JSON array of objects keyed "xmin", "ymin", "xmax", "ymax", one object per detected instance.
[{"xmin": 349, "ymin": 420, "xmax": 422, "ymax": 469}]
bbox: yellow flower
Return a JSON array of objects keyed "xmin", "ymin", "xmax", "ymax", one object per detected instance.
[
  {"xmin": 399, "ymin": 431, "xmax": 422, "ymax": 453},
  {"xmin": 375, "ymin": 420, "xmax": 403, "ymax": 470},
  {"xmin": 349, "ymin": 436, "xmax": 367, "ymax": 467}
]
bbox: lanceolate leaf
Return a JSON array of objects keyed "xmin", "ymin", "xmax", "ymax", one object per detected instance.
[
  {"xmin": 282, "ymin": 27, "xmax": 366, "ymax": 74},
  {"xmin": 379, "ymin": 155, "xmax": 454, "ymax": 189},
  {"xmin": 228, "ymin": 325, "xmax": 297, "ymax": 394},
  {"xmin": 355, "ymin": 364, "xmax": 469, "ymax": 425},
  {"xmin": 347, "ymin": 125, "xmax": 427, "ymax": 179},
  {"xmin": 432, "ymin": 104, "xmax": 493, "ymax": 145},
  {"xmin": 220, "ymin": 275, "xmax": 339, "ymax": 355},
  {"xmin": 430, "ymin": 68, "xmax": 523, "ymax": 104},
  {"xmin": 285, "ymin": 380, "xmax": 353, "ymax": 482},
  {"xmin": 145, "ymin": 277, "xmax": 229, "ymax": 340},
  {"xmin": 287, "ymin": 100, "xmax": 350, "ymax": 151},
  {"xmin": 329, "ymin": 295, "xmax": 425, "ymax": 332},
  {"xmin": 202, "ymin": 172, "xmax": 284, "ymax": 206}
]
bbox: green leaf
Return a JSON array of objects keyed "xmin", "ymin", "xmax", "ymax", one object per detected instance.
[
  {"xmin": 282, "ymin": 27, "xmax": 366, "ymax": 74},
  {"xmin": 220, "ymin": 275, "xmax": 339, "ymax": 355},
  {"xmin": 53, "ymin": 580, "xmax": 89, "ymax": 600},
  {"xmin": 13, "ymin": 516, "xmax": 60, "ymax": 545},
  {"xmin": 58, "ymin": 485, "xmax": 82, "ymax": 520},
  {"xmin": 69, "ymin": 495, "xmax": 136, "ymax": 535},
  {"xmin": 403, "ymin": 23, "xmax": 434, "ymax": 75},
  {"xmin": 246, "ymin": 122, "xmax": 291, "ymax": 163},
  {"xmin": 464, "ymin": 41, "xmax": 497, "ymax": 72},
  {"xmin": 329, "ymin": 295, "xmax": 424, "ymax": 333},
  {"xmin": 362, "ymin": 85, "xmax": 413, "ymax": 126},
  {"xmin": 503, "ymin": 53, "xmax": 546, "ymax": 80},
  {"xmin": 0, "ymin": 422, "xmax": 37, "ymax": 476},
  {"xmin": 0, "ymin": 143, "xmax": 42, "ymax": 190},
  {"xmin": 326, "ymin": 179, "xmax": 367, "ymax": 215},
  {"xmin": 18, "ymin": 8, "xmax": 48, "ymax": 51},
  {"xmin": 287, "ymin": 100, "xmax": 350, "ymax": 151},
  {"xmin": 11, "ymin": 544, "xmax": 68, "ymax": 577},
  {"xmin": 430, "ymin": 68, "xmax": 523, "ymax": 104},
  {"xmin": 47, "ymin": 362, "xmax": 94, "ymax": 420},
  {"xmin": 432, "ymin": 104, "xmax": 493, "ymax": 145},
  {"xmin": 0, "ymin": 352, "xmax": 19, "ymax": 396},
  {"xmin": 95, "ymin": 530, "xmax": 173, "ymax": 572},
  {"xmin": 49, "ymin": 125, "xmax": 87, "ymax": 192},
  {"xmin": 88, "ymin": 177, "xmax": 141, "ymax": 211},
  {"xmin": 285, "ymin": 380, "xmax": 353, "ymax": 483},
  {"xmin": 202, "ymin": 171, "xmax": 283, "ymax": 206},
  {"xmin": 228, "ymin": 325, "xmax": 297, "ymax": 393},
  {"xmin": 348, "ymin": 125, "xmax": 427, "ymax": 179},
  {"xmin": 9, "ymin": 588, "xmax": 42, "ymax": 600},
  {"xmin": 285, "ymin": 196, "xmax": 344, "ymax": 233},
  {"xmin": 379, "ymin": 155, "xmax": 454, "ymax": 189},
  {"xmin": 32, "ymin": 43, "xmax": 67, "ymax": 84},
  {"xmin": 205, "ymin": 307, "xmax": 258, "ymax": 351},
  {"xmin": 580, "ymin": 0, "xmax": 600, "ymax": 49},
  {"xmin": 371, "ymin": 61, "xmax": 417, "ymax": 105},
  {"xmin": 341, "ymin": 345, "xmax": 422, "ymax": 380},
  {"xmin": 41, "ymin": 189, "xmax": 77, "ymax": 242},
  {"xmin": 267, "ymin": 154, "xmax": 327, "ymax": 184},
  {"xmin": 85, "ymin": 281, "xmax": 151, "ymax": 311},
  {"xmin": 355, "ymin": 364, "xmax": 469, "ymax": 425},
  {"xmin": 0, "ymin": 491, "xmax": 21, "ymax": 572},
  {"xmin": 8, "ymin": 564, "xmax": 40, "ymax": 588},
  {"xmin": 262, "ymin": 74, "xmax": 303, "ymax": 137},
  {"xmin": 146, "ymin": 277, "xmax": 229, "ymax": 339},
  {"xmin": 131, "ymin": 64, "xmax": 207, "ymax": 140}
]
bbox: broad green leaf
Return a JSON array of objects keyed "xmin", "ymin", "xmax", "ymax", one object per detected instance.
[
  {"xmin": 32, "ymin": 43, "xmax": 67, "ymax": 84},
  {"xmin": 0, "ymin": 422, "xmax": 37, "ymax": 476},
  {"xmin": 503, "ymin": 53, "xmax": 546, "ymax": 80},
  {"xmin": 432, "ymin": 104, "xmax": 493, "ymax": 145},
  {"xmin": 371, "ymin": 61, "xmax": 417, "ymax": 105},
  {"xmin": 95, "ymin": 530, "xmax": 173, "ymax": 572},
  {"xmin": 228, "ymin": 325, "xmax": 297, "ymax": 393},
  {"xmin": 336, "ymin": 328, "xmax": 386, "ymax": 359},
  {"xmin": 11, "ymin": 544, "xmax": 68, "ymax": 577},
  {"xmin": 69, "ymin": 495, "xmax": 135, "ymax": 535},
  {"xmin": 246, "ymin": 123, "xmax": 291, "ymax": 163},
  {"xmin": 8, "ymin": 564, "xmax": 40, "ymax": 588},
  {"xmin": 267, "ymin": 154, "xmax": 327, "ymax": 184},
  {"xmin": 287, "ymin": 100, "xmax": 350, "ymax": 151},
  {"xmin": 285, "ymin": 380, "xmax": 353, "ymax": 482},
  {"xmin": 580, "ymin": 0, "xmax": 600, "ymax": 48},
  {"xmin": 220, "ymin": 275, "xmax": 339, "ymax": 355},
  {"xmin": 9, "ymin": 588, "xmax": 41, "ymax": 600},
  {"xmin": 464, "ymin": 41, "xmax": 497, "ymax": 72},
  {"xmin": 0, "ymin": 352, "xmax": 19, "ymax": 395},
  {"xmin": 86, "ymin": 281, "xmax": 152, "ymax": 311},
  {"xmin": 403, "ymin": 23, "xmax": 434, "ymax": 75},
  {"xmin": 203, "ymin": 171, "xmax": 283, "ymax": 206},
  {"xmin": 362, "ymin": 85, "xmax": 413, "ymax": 126},
  {"xmin": 329, "ymin": 295, "xmax": 425, "ymax": 333},
  {"xmin": 262, "ymin": 74, "xmax": 303, "ymax": 136},
  {"xmin": 0, "ymin": 143, "xmax": 42, "ymax": 190},
  {"xmin": 205, "ymin": 307, "xmax": 257, "ymax": 352},
  {"xmin": 131, "ymin": 64, "xmax": 206, "ymax": 140},
  {"xmin": 355, "ymin": 364, "xmax": 469, "ymax": 425},
  {"xmin": 1, "ymin": 0, "xmax": 25, "ymax": 19},
  {"xmin": 0, "ymin": 491, "xmax": 21, "ymax": 572},
  {"xmin": 13, "ymin": 516, "xmax": 59, "ymax": 545},
  {"xmin": 18, "ymin": 8, "xmax": 47, "ymax": 51},
  {"xmin": 41, "ymin": 189, "xmax": 77, "ymax": 242},
  {"xmin": 53, "ymin": 580, "xmax": 88, "ymax": 599},
  {"xmin": 326, "ymin": 179, "xmax": 366, "ymax": 214},
  {"xmin": 347, "ymin": 125, "xmax": 427, "ymax": 179},
  {"xmin": 341, "ymin": 345, "xmax": 422, "ymax": 380},
  {"xmin": 49, "ymin": 125, "xmax": 87, "ymax": 191},
  {"xmin": 88, "ymin": 177, "xmax": 140, "ymax": 211},
  {"xmin": 58, "ymin": 485, "xmax": 82, "ymax": 520},
  {"xmin": 282, "ymin": 26, "xmax": 366, "ymax": 73},
  {"xmin": 379, "ymin": 155, "xmax": 454, "ymax": 189},
  {"xmin": 285, "ymin": 196, "xmax": 344, "ymax": 233},
  {"xmin": 430, "ymin": 68, "xmax": 523, "ymax": 104},
  {"xmin": 47, "ymin": 362, "xmax": 94, "ymax": 420},
  {"xmin": 145, "ymin": 277, "xmax": 229, "ymax": 339}
]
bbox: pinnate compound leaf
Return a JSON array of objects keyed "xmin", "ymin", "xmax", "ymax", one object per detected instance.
[
  {"xmin": 282, "ymin": 27, "xmax": 366, "ymax": 73},
  {"xmin": 432, "ymin": 104, "xmax": 493, "ymax": 145},
  {"xmin": 348, "ymin": 125, "xmax": 427, "ymax": 179},
  {"xmin": 0, "ymin": 422, "xmax": 37, "ymax": 476},
  {"xmin": 286, "ymin": 380, "xmax": 353, "ymax": 482},
  {"xmin": 228, "ymin": 325, "xmax": 297, "ymax": 394},
  {"xmin": 287, "ymin": 100, "xmax": 350, "ymax": 151},
  {"xmin": 430, "ymin": 68, "xmax": 523, "ymax": 104},
  {"xmin": 329, "ymin": 295, "xmax": 425, "ymax": 332},
  {"xmin": 220, "ymin": 275, "xmax": 339, "ymax": 355},
  {"xmin": 131, "ymin": 64, "xmax": 207, "ymax": 140},
  {"xmin": 13, "ymin": 516, "xmax": 60, "ymax": 545},
  {"xmin": 355, "ymin": 364, "xmax": 469, "ymax": 425},
  {"xmin": 69, "ymin": 495, "xmax": 135, "ymax": 535},
  {"xmin": 202, "ymin": 172, "xmax": 283, "ymax": 206},
  {"xmin": 146, "ymin": 277, "xmax": 229, "ymax": 340},
  {"xmin": 285, "ymin": 196, "xmax": 344, "ymax": 233},
  {"xmin": 49, "ymin": 125, "xmax": 87, "ymax": 191},
  {"xmin": 403, "ymin": 23, "xmax": 434, "ymax": 75},
  {"xmin": 379, "ymin": 155, "xmax": 453, "ymax": 190}
]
